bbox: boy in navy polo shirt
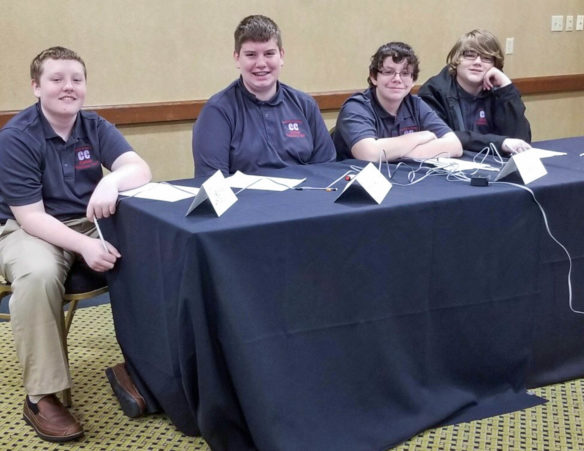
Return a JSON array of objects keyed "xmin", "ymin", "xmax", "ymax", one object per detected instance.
[
  {"xmin": 418, "ymin": 29, "xmax": 531, "ymax": 154},
  {"xmin": 0, "ymin": 47, "xmax": 151, "ymax": 442},
  {"xmin": 192, "ymin": 15, "xmax": 336, "ymax": 178},
  {"xmin": 106, "ymin": 14, "xmax": 336, "ymax": 421},
  {"xmin": 334, "ymin": 42, "xmax": 462, "ymax": 162}
]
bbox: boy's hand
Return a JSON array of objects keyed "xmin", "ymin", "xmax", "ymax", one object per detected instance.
[
  {"xmin": 80, "ymin": 237, "xmax": 121, "ymax": 272},
  {"xmin": 87, "ymin": 177, "xmax": 118, "ymax": 220},
  {"xmin": 483, "ymin": 67, "xmax": 512, "ymax": 91},
  {"xmin": 502, "ymin": 138, "xmax": 531, "ymax": 154}
]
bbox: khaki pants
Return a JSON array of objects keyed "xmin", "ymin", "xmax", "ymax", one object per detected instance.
[{"xmin": 0, "ymin": 218, "xmax": 97, "ymax": 396}]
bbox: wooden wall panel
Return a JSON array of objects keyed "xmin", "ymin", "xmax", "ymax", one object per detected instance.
[{"xmin": 2, "ymin": 74, "xmax": 583, "ymax": 128}]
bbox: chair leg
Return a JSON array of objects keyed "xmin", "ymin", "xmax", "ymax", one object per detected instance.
[
  {"xmin": 64, "ymin": 299, "xmax": 80, "ymax": 336},
  {"xmin": 61, "ymin": 388, "xmax": 72, "ymax": 407}
]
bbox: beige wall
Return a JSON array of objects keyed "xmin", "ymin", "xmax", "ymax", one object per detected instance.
[{"xmin": 1, "ymin": 0, "xmax": 583, "ymax": 180}]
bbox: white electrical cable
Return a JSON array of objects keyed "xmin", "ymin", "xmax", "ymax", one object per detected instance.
[{"xmin": 494, "ymin": 181, "xmax": 579, "ymax": 314}]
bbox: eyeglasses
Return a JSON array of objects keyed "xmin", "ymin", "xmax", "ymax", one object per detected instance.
[
  {"xmin": 461, "ymin": 49, "xmax": 495, "ymax": 64},
  {"xmin": 378, "ymin": 68, "xmax": 413, "ymax": 80}
]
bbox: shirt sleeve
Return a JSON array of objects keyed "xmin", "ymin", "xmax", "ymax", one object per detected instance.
[
  {"xmin": 491, "ymin": 84, "xmax": 532, "ymax": 143},
  {"xmin": 0, "ymin": 129, "xmax": 44, "ymax": 207},
  {"xmin": 418, "ymin": 82, "xmax": 452, "ymax": 126},
  {"xmin": 336, "ymin": 99, "xmax": 379, "ymax": 152},
  {"xmin": 96, "ymin": 118, "xmax": 134, "ymax": 170},
  {"xmin": 304, "ymin": 97, "xmax": 336, "ymax": 164},
  {"xmin": 192, "ymin": 103, "xmax": 233, "ymax": 179}
]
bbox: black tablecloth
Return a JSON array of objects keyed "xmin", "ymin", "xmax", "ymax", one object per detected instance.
[{"xmin": 104, "ymin": 137, "xmax": 584, "ymax": 451}]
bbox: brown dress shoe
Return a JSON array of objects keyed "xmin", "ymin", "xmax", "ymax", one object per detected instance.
[
  {"xmin": 23, "ymin": 395, "xmax": 84, "ymax": 442},
  {"xmin": 105, "ymin": 362, "xmax": 146, "ymax": 418}
]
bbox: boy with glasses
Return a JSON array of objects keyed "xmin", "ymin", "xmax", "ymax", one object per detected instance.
[
  {"xmin": 419, "ymin": 29, "xmax": 531, "ymax": 154},
  {"xmin": 334, "ymin": 42, "xmax": 462, "ymax": 162}
]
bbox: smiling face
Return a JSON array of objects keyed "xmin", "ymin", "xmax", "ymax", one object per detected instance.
[
  {"xmin": 234, "ymin": 38, "xmax": 284, "ymax": 101},
  {"xmin": 446, "ymin": 30, "xmax": 504, "ymax": 94},
  {"xmin": 32, "ymin": 58, "xmax": 86, "ymax": 122},
  {"xmin": 370, "ymin": 57, "xmax": 414, "ymax": 114},
  {"xmin": 455, "ymin": 51, "xmax": 494, "ymax": 94}
]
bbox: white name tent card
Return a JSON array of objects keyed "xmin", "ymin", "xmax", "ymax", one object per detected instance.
[
  {"xmin": 335, "ymin": 162, "xmax": 392, "ymax": 205},
  {"xmin": 185, "ymin": 171, "xmax": 237, "ymax": 217},
  {"xmin": 424, "ymin": 157, "xmax": 499, "ymax": 172},
  {"xmin": 495, "ymin": 151, "xmax": 547, "ymax": 185},
  {"xmin": 120, "ymin": 182, "xmax": 199, "ymax": 202},
  {"xmin": 227, "ymin": 171, "xmax": 305, "ymax": 191},
  {"xmin": 525, "ymin": 148, "xmax": 567, "ymax": 159}
]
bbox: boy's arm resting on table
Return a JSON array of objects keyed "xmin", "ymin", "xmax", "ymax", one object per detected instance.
[
  {"xmin": 350, "ymin": 131, "xmax": 462, "ymax": 162},
  {"xmin": 86, "ymin": 151, "xmax": 152, "ymax": 221},
  {"xmin": 9, "ymin": 151, "xmax": 150, "ymax": 272},
  {"xmin": 11, "ymin": 201, "xmax": 120, "ymax": 272},
  {"xmin": 351, "ymin": 131, "xmax": 436, "ymax": 161},
  {"xmin": 409, "ymin": 131, "xmax": 463, "ymax": 159}
]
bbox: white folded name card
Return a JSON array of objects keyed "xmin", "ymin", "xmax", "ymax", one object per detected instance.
[
  {"xmin": 185, "ymin": 170, "xmax": 237, "ymax": 217},
  {"xmin": 495, "ymin": 151, "xmax": 547, "ymax": 185},
  {"xmin": 335, "ymin": 162, "xmax": 392, "ymax": 204}
]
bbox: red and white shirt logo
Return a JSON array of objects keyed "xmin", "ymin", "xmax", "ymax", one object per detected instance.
[
  {"xmin": 283, "ymin": 120, "xmax": 306, "ymax": 138},
  {"xmin": 74, "ymin": 145, "xmax": 100, "ymax": 170},
  {"xmin": 476, "ymin": 109, "xmax": 488, "ymax": 126},
  {"xmin": 401, "ymin": 126, "xmax": 419, "ymax": 135}
]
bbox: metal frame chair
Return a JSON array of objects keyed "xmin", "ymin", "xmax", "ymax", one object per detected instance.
[
  {"xmin": 0, "ymin": 281, "xmax": 11, "ymax": 321},
  {"xmin": 0, "ymin": 260, "xmax": 108, "ymax": 406}
]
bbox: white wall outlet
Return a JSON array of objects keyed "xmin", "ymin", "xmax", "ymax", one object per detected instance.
[
  {"xmin": 577, "ymin": 15, "xmax": 584, "ymax": 31},
  {"xmin": 566, "ymin": 15, "xmax": 574, "ymax": 31},
  {"xmin": 505, "ymin": 37, "xmax": 514, "ymax": 55},
  {"xmin": 551, "ymin": 15, "xmax": 564, "ymax": 31}
]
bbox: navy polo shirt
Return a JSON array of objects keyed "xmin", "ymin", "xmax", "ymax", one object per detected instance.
[
  {"xmin": 456, "ymin": 83, "xmax": 492, "ymax": 134},
  {"xmin": 192, "ymin": 78, "xmax": 335, "ymax": 178},
  {"xmin": 333, "ymin": 88, "xmax": 453, "ymax": 160},
  {"xmin": 0, "ymin": 103, "xmax": 132, "ymax": 222}
]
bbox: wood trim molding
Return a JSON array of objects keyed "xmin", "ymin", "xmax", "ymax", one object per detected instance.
[{"xmin": 1, "ymin": 74, "xmax": 583, "ymax": 128}]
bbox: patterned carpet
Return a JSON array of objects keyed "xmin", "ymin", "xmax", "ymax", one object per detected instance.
[{"xmin": 1, "ymin": 304, "xmax": 583, "ymax": 450}]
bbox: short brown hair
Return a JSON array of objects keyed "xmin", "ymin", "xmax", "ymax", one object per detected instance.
[
  {"xmin": 368, "ymin": 42, "xmax": 420, "ymax": 87},
  {"xmin": 446, "ymin": 29, "xmax": 504, "ymax": 75},
  {"xmin": 30, "ymin": 46, "xmax": 87, "ymax": 84},
  {"xmin": 234, "ymin": 15, "xmax": 282, "ymax": 54}
]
